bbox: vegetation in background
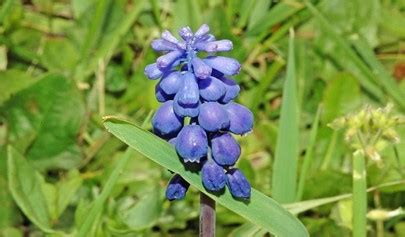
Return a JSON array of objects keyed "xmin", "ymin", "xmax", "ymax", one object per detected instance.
[{"xmin": 0, "ymin": 0, "xmax": 404, "ymax": 236}]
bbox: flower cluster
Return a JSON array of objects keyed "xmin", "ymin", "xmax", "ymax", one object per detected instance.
[{"xmin": 145, "ymin": 24, "xmax": 254, "ymax": 200}]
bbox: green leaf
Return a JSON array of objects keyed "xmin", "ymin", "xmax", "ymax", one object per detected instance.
[
  {"xmin": 247, "ymin": 2, "xmax": 303, "ymax": 36},
  {"xmin": 7, "ymin": 146, "xmax": 54, "ymax": 233},
  {"xmin": 172, "ymin": 0, "xmax": 202, "ymax": 31},
  {"xmin": 272, "ymin": 30, "xmax": 299, "ymax": 204},
  {"xmin": 103, "ymin": 117, "xmax": 308, "ymax": 237},
  {"xmin": 322, "ymin": 72, "xmax": 360, "ymax": 122},
  {"xmin": 56, "ymin": 169, "xmax": 83, "ymax": 218},
  {"xmin": 77, "ymin": 149, "xmax": 133, "ymax": 237},
  {"xmin": 3, "ymin": 74, "xmax": 85, "ymax": 170},
  {"xmin": 119, "ymin": 187, "xmax": 162, "ymax": 230},
  {"xmin": 0, "ymin": 69, "xmax": 37, "ymax": 106}
]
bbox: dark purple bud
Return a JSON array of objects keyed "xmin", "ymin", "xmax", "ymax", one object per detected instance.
[
  {"xmin": 197, "ymin": 40, "xmax": 233, "ymax": 53},
  {"xmin": 175, "ymin": 125, "xmax": 208, "ymax": 162},
  {"xmin": 198, "ymin": 102, "xmax": 229, "ymax": 132},
  {"xmin": 161, "ymin": 30, "xmax": 179, "ymax": 45},
  {"xmin": 225, "ymin": 102, "xmax": 254, "ymax": 135},
  {"xmin": 203, "ymin": 56, "xmax": 241, "ymax": 76},
  {"xmin": 198, "ymin": 76, "xmax": 226, "ymax": 101},
  {"xmin": 226, "ymin": 168, "xmax": 251, "ymax": 199},
  {"xmin": 159, "ymin": 71, "xmax": 182, "ymax": 95},
  {"xmin": 201, "ymin": 160, "xmax": 226, "ymax": 191},
  {"xmin": 176, "ymin": 72, "xmax": 199, "ymax": 105},
  {"xmin": 194, "ymin": 24, "xmax": 210, "ymax": 38},
  {"xmin": 219, "ymin": 77, "xmax": 240, "ymax": 103},
  {"xmin": 192, "ymin": 57, "xmax": 212, "ymax": 79},
  {"xmin": 151, "ymin": 39, "xmax": 179, "ymax": 51},
  {"xmin": 155, "ymin": 83, "xmax": 173, "ymax": 102},
  {"xmin": 156, "ymin": 50, "xmax": 184, "ymax": 70},
  {"xmin": 166, "ymin": 174, "xmax": 190, "ymax": 201},
  {"xmin": 179, "ymin": 26, "xmax": 193, "ymax": 41},
  {"xmin": 152, "ymin": 101, "xmax": 183, "ymax": 138},
  {"xmin": 144, "ymin": 63, "xmax": 163, "ymax": 80},
  {"xmin": 211, "ymin": 133, "xmax": 240, "ymax": 166}
]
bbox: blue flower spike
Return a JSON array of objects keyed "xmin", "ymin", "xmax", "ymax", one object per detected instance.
[{"xmin": 146, "ymin": 24, "xmax": 254, "ymax": 200}]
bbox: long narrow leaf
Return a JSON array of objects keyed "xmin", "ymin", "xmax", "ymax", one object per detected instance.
[
  {"xmin": 103, "ymin": 117, "xmax": 308, "ymax": 237},
  {"xmin": 272, "ymin": 29, "xmax": 299, "ymax": 204},
  {"xmin": 77, "ymin": 149, "xmax": 133, "ymax": 237}
]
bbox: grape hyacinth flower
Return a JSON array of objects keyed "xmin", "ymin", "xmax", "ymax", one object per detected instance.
[{"xmin": 145, "ymin": 24, "xmax": 254, "ymax": 200}]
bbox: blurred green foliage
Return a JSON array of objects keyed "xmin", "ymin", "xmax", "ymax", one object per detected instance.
[{"xmin": 0, "ymin": 0, "xmax": 404, "ymax": 236}]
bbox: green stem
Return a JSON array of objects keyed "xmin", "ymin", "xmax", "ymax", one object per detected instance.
[{"xmin": 352, "ymin": 150, "xmax": 367, "ymax": 237}]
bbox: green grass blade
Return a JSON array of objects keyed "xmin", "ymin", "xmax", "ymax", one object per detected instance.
[
  {"xmin": 77, "ymin": 148, "xmax": 133, "ymax": 237},
  {"xmin": 271, "ymin": 29, "xmax": 299, "ymax": 204},
  {"xmin": 352, "ymin": 151, "xmax": 367, "ymax": 237},
  {"xmin": 349, "ymin": 35, "xmax": 405, "ymax": 109},
  {"xmin": 296, "ymin": 104, "xmax": 322, "ymax": 201},
  {"xmin": 103, "ymin": 117, "xmax": 309, "ymax": 237},
  {"xmin": 305, "ymin": 1, "xmax": 385, "ymax": 103}
]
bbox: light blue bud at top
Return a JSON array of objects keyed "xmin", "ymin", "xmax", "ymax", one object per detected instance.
[
  {"xmin": 197, "ymin": 40, "xmax": 233, "ymax": 53},
  {"xmin": 151, "ymin": 39, "xmax": 179, "ymax": 51},
  {"xmin": 203, "ymin": 56, "xmax": 241, "ymax": 76},
  {"xmin": 175, "ymin": 125, "xmax": 208, "ymax": 162},
  {"xmin": 198, "ymin": 76, "xmax": 226, "ymax": 102},
  {"xmin": 159, "ymin": 71, "xmax": 182, "ymax": 95},
  {"xmin": 225, "ymin": 102, "xmax": 254, "ymax": 135},
  {"xmin": 161, "ymin": 30, "xmax": 180, "ymax": 45},
  {"xmin": 194, "ymin": 24, "xmax": 210, "ymax": 38},
  {"xmin": 211, "ymin": 132, "xmax": 240, "ymax": 166},
  {"xmin": 155, "ymin": 83, "xmax": 173, "ymax": 102},
  {"xmin": 219, "ymin": 77, "xmax": 240, "ymax": 103},
  {"xmin": 179, "ymin": 26, "xmax": 193, "ymax": 41},
  {"xmin": 196, "ymin": 34, "xmax": 216, "ymax": 44},
  {"xmin": 156, "ymin": 50, "xmax": 184, "ymax": 70},
  {"xmin": 201, "ymin": 160, "xmax": 226, "ymax": 192},
  {"xmin": 166, "ymin": 174, "xmax": 190, "ymax": 201},
  {"xmin": 152, "ymin": 101, "xmax": 183, "ymax": 138},
  {"xmin": 226, "ymin": 168, "xmax": 251, "ymax": 199},
  {"xmin": 144, "ymin": 63, "xmax": 163, "ymax": 80},
  {"xmin": 192, "ymin": 57, "xmax": 212, "ymax": 79},
  {"xmin": 198, "ymin": 102, "xmax": 229, "ymax": 132}
]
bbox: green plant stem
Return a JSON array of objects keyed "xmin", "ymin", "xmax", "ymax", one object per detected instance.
[
  {"xmin": 200, "ymin": 193, "xmax": 215, "ymax": 237},
  {"xmin": 352, "ymin": 150, "xmax": 367, "ymax": 237}
]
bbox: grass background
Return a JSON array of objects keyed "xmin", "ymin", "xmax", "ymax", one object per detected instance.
[{"xmin": 0, "ymin": 0, "xmax": 404, "ymax": 236}]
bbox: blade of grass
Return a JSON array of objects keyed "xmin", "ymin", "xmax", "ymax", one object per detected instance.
[
  {"xmin": 77, "ymin": 149, "xmax": 133, "ymax": 237},
  {"xmin": 305, "ymin": 1, "xmax": 386, "ymax": 103},
  {"xmin": 103, "ymin": 117, "xmax": 309, "ymax": 237},
  {"xmin": 296, "ymin": 104, "xmax": 322, "ymax": 201},
  {"xmin": 349, "ymin": 35, "xmax": 405, "ymax": 109},
  {"xmin": 352, "ymin": 150, "xmax": 367, "ymax": 237},
  {"xmin": 272, "ymin": 29, "xmax": 299, "ymax": 204}
]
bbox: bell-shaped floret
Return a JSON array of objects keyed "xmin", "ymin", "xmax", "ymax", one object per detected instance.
[
  {"xmin": 175, "ymin": 125, "xmax": 208, "ymax": 162},
  {"xmin": 194, "ymin": 24, "xmax": 210, "ymax": 38},
  {"xmin": 226, "ymin": 168, "xmax": 251, "ymax": 199},
  {"xmin": 201, "ymin": 160, "xmax": 226, "ymax": 192},
  {"xmin": 219, "ymin": 77, "xmax": 240, "ymax": 103},
  {"xmin": 155, "ymin": 83, "xmax": 173, "ymax": 102},
  {"xmin": 166, "ymin": 174, "xmax": 190, "ymax": 201},
  {"xmin": 225, "ymin": 102, "xmax": 254, "ymax": 135},
  {"xmin": 159, "ymin": 71, "xmax": 182, "ymax": 96},
  {"xmin": 173, "ymin": 72, "xmax": 200, "ymax": 117},
  {"xmin": 179, "ymin": 26, "xmax": 193, "ymax": 41},
  {"xmin": 197, "ymin": 40, "xmax": 233, "ymax": 53},
  {"xmin": 198, "ymin": 77, "xmax": 226, "ymax": 101},
  {"xmin": 152, "ymin": 101, "xmax": 183, "ymax": 138},
  {"xmin": 211, "ymin": 132, "xmax": 240, "ymax": 166},
  {"xmin": 198, "ymin": 102, "xmax": 229, "ymax": 132},
  {"xmin": 203, "ymin": 56, "xmax": 240, "ymax": 76},
  {"xmin": 192, "ymin": 57, "xmax": 212, "ymax": 79},
  {"xmin": 144, "ymin": 63, "xmax": 163, "ymax": 80},
  {"xmin": 151, "ymin": 39, "xmax": 179, "ymax": 51},
  {"xmin": 156, "ymin": 50, "xmax": 184, "ymax": 70}
]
